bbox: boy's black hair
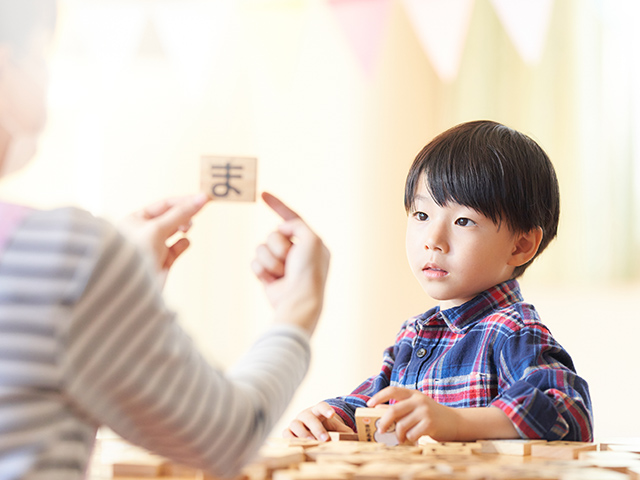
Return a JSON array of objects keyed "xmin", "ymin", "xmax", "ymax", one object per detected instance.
[
  {"xmin": 0, "ymin": 0, "xmax": 57, "ymax": 55},
  {"xmin": 404, "ymin": 120, "xmax": 560, "ymax": 278}
]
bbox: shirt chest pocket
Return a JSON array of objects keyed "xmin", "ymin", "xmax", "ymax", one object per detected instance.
[{"xmin": 428, "ymin": 372, "xmax": 497, "ymax": 408}]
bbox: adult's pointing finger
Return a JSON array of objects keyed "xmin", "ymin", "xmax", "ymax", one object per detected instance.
[{"xmin": 262, "ymin": 192, "xmax": 301, "ymax": 221}]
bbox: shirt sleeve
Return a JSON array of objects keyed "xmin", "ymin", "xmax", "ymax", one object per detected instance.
[
  {"xmin": 489, "ymin": 324, "xmax": 593, "ymax": 442},
  {"xmin": 60, "ymin": 218, "xmax": 311, "ymax": 477},
  {"xmin": 324, "ymin": 321, "xmax": 411, "ymax": 430}
]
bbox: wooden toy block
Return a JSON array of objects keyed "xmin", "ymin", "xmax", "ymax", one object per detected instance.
[
  {"xmin": 298, "ymin": 461, "xmax": 358, "ymax": 475},
  {"xmin": 111, "ymin": 455, "xmax": 166, "ymax": 477},
  {"xmin": 355, "ymin": 407, "xmax": 414, "ymax": 446},
  {"xmin": 273, "ymin": 468, "xmax": 351, "ymax": 480},
  {"xmin": 352, "ymin": 461, "xmax": 426, "ymax": 480},
  {"xmin": 560, "ymin": 467, "xmax": 632, "ymax": 480},
  {"xmin": 479, "ymin": 439, "xmax": 547, "ymax": 456},
  {"xmin": 421, "ymin": 442, "xmax": 482, "ymax": 456},
  {"xmin": 267, "ymin": 437, "xmax": 321, "ymax": 449},
  {"xmin": 328, "ymin": 431, "xmax": 360, "ymax": 442},
  {"xmin": 255, "ymin": 446, "xmax": 307, "ymax": 470},
  {"xmin": 578, "ymin": 450, "xmax": 640, "ymax": 474},
  {"xmin": 200, "ymin": 155, "xmax": 257, "ymax": 202},
  {"xmin": 530, "ymin": 441, "xmax": 597, "ymax": 460},
  {"xmin": 602, "ymin": 443, "xmax": 640, "ymax": 454},
  {"xmin": 305, "ymin": 440, "xmax": 383, "ymax": 461},
  {"xmin": 162, "ymin": 460, "xmax": 201, "ymax": 476},
  {"xmin": 314, "ymin": 453, "xmax": 390, "ymax": 466}
]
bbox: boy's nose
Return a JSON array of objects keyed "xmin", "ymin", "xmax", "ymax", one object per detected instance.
[{"xmin": 424, "ymin": 224, "xmax": 449, "ymax": 253}]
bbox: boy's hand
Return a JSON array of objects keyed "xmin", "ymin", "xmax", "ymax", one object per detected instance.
[
  {"xmin": 367, "ymin": 387, "xmax": 460, "ymax": 443},
  {"xmin": 251, "ymin": 192, "xmax": 330, "ymax": 336},
  {"xmin": 283, "ymin": 402, "xmax": 354, "ymax": 442}
]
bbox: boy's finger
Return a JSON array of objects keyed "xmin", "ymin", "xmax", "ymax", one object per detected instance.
[
  {"xmin": 326, "ymin": 417, "xmax": 355, "ymax": 433},
  {"xmin": 298, "ymin": 411, "xmax": 330, "ymax": 442},
  {"xmin": 287, "ymin": 419, "xmax": 316, "ymax": 441},
  {"xmin": 262, "ymin": 192, "xmax": 300, "ymax": 221},
  {"xmin": 367, "ymin": 387, "xmax": 395, "ymax": 407},
  {"xmin": 377, "ymin": 409, "xmax": 402, "ymax": 435},
  {"xmin": 311, "ymin": 402, "xmax": 336, "ymax": 420}
]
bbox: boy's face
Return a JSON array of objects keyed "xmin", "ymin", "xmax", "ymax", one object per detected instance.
[{"xmin": 406, "ymin": 175, "xmax": 519, "ymax": 309}]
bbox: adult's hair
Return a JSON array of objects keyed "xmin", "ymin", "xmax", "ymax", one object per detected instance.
[
  {"xmin": 0, "ymin": 0, "xmax": 57, "ymax": 55},
  {"xmin": 404, "ymin": 120, "xmax": 560, "ymax": 278}
]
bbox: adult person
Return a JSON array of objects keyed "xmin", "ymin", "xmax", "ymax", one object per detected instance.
[{"xmin": 0, "ymin": 1, "xmax": 330, "ymax": 478}]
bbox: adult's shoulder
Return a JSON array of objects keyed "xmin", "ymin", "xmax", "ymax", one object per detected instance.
[
  {"xmin": 23, "ymin": 206, "xmax": 111, "ymax": 236},
  {"xmin": 14, "ymin": 206, "xmax": 126, "ymax": 303}
]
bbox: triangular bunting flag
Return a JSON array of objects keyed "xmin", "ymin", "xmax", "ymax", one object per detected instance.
[
  {"xmin": 327, "ymin": 0, "xmax": 392, "ymax": 77},
  {"xmin": 490, "ymin": 0, "xmax": 554, "ymax": 65},
  {"xmin": 153, "ymin": 0, "xmax": 238, "ymax": 99},
  {"xmin": 402, "ymin": 0, "xmax": 475, "ymax": 82},
  {"xmin": 136, "ymin": 17, "xmax": 166, "ymax": 59}
]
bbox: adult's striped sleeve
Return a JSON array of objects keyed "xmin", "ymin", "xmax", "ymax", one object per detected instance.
[{"xmin": 61, "ymin": 216, "xmax": 311, "ymax": 477}]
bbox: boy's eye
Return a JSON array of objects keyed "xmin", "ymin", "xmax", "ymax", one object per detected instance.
[
  {"xmin": 414, "ymin": 211, "xmax": 428, "ymax": 221},
  {"xmin": 455, "ymin": 217, "xmax": 476, "ymax": 227}
]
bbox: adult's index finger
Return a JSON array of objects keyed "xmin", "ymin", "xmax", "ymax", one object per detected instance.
[{"xmin": 262, "ymin": 192, "xmax": 300, "ymax": 221}]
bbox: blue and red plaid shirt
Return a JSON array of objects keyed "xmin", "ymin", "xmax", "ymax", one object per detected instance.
[{"xmin": 326, "ymin": 280, "xmax": 593, "ymax": 441}]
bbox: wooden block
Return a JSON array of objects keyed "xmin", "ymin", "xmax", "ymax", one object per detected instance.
[
  {"xmin": 305, "ymin": 440, "xmax": 383, "ymax": 460},
  {"xmin": 266, "ymin": 437, "xmax": 321, "ymax": 449},
  {"xmin": 479, "ymin": 439, "xmax": 546, "ymax": 456},
  {"xmin": 421, "ymin": 442, "xmax": 481, "ymax": 456},
  {"xmin": 602, "ymin": 443, "xmax": 640, "ymax": 454},
  {"xmin": 298, "ymin": 461, "xmax": 359, "ymax": 474},
  {"xmin": 200, "ymin": 155, "xmax": 257, "ymax": 202},
  {"xmin": 353, "ymin": 461, "xmax": 426, "ymax": 480},
  {"xmin": 112, "ymin": 456, "xmax": 166, "ymax": 477},
  {"xmin": 255, "ymin": 446, "xmax": 306, "ymax": 470},
  {"xmin": 273, "ymin": 468, "xmax": 351, "ymax": 480},
  {"xmin": 328, "ymin": 432, "xmax": 360, "ymax": 442},
  {"xmin": 162, "ymin": 460, "xmax": 200, "ymax": 476},
  {"xmin": 355, "ymin": 407, "xmax": 414, "ymax": 446},
  {"xmin": 530, "ymin": 441, "xmax": 597, "ymax": 460},
  {"xmin": 578, "ymin": 450, "xmax": 640, "ymax": 473},
  {"xmin": 559, "ymin": 467, "xmax": 632, "ymax": 480}
]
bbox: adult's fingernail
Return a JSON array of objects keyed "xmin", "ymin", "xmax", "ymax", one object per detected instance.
[
  {"xmin": 194, "ymin": 193, "xmax": 208, "ymax": 206},
  {"xmin": 320, "ymin": 433, "xmax": 329, "ymax": 442}
]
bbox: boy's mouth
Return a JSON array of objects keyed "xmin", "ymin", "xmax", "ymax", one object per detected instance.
[{"xmin": 422, "ymin": 263, "xmax": 448, "ymax": 278}]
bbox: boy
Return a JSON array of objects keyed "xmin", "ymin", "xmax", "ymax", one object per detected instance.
[{"xmin": 285, "ymin": 120, "xmax": 593, "ymax": 444}]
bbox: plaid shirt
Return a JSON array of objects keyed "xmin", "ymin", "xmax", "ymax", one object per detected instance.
[{"xmin": 326, "ymin": 280, "xmax": 593, "ymax": 441}]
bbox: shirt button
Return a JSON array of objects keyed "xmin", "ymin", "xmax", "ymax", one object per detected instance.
[{"xmin": 416, "ymin": 348, "xmax": 427, "ymax": 358}]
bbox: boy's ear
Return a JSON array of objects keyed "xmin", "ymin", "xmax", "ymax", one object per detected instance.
[{"xmin": 508, "ymin": 227, "xmax": 543, "ymax": 267}]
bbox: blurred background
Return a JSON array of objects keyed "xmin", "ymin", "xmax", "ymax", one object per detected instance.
[{"xmin": 0, "ymin": 0, "xmax": 639, "ymax": 441}]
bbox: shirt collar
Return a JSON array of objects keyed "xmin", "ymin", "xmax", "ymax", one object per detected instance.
[{"xmin": 421, "ymin": 280, "xmax": 524, "ymax": 334}]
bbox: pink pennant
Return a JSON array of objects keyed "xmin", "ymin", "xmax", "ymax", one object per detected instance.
[
  {"xmin": 402, "ymin": 0, "xmax": 475, "ymax": 82},
  {"xmin": 327, "ymin": 0, "xmax": 392, "ymax": 77},
  {"xmin": 490, "ymin": 0, "xmax": 555, "ymax": 65}
]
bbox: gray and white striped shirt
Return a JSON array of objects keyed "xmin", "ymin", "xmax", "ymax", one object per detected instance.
[{"xmin": 0, "ymin": 206, "xmax": 310, "ymax": 479}]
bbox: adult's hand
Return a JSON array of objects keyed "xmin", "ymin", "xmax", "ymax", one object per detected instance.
[
  {"xmin": 251, "ymin": 192, "xmax": 330, "ymax": 335},
  {"xmin": 118, "ymin": 193, "xmax": 209, "ymax": 284}
]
